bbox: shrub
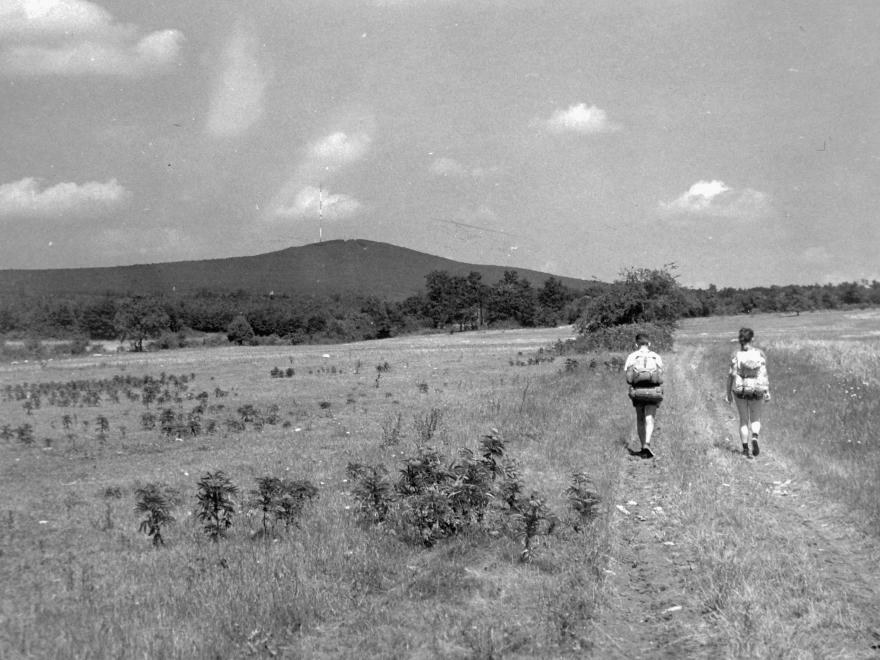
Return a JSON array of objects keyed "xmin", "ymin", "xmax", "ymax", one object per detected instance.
[
  {"xmin": 562, "ymin": 322, "xmax": 674, "ymax": 353},
  {"xmin": 347, "ymin": 430, "xmax": 553, "ymax": 553},
  {"xmin": 135, "ymin": 483, "xmax": 175, "ymax": 547},
  {"xmin": 226, "ymin": 315, "xmax": 255, "ymax": 345},
  {"xmin": 577, "ymin": 265, "xmax": 686, "ymax": 333},
  {"xmin": 195, "ymin": 471, "xmax": 237, "ymax": 542},
  {"xmin": 347, "ymin": 463, "xmax": 395, "ymax": 523},
  {"xmin": 566, "ymin": 472, "xmax": 602, "ymax": 531}
]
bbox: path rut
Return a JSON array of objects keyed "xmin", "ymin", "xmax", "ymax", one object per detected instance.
[{"xmin": 589, "ymin": 344, "xmax": 880, "ymax": 658}]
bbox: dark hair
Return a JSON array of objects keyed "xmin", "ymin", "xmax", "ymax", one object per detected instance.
[
  {"xmin": 738, "ymin": 327, "xmax": 754, "ymax": 346},
  {"xmin": 635, "ymin": 333, "xmax": 650, "ymax": 346}
]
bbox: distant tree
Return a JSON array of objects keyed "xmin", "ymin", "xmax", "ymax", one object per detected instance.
[
  {"xmin": 487, "ymin": 271, "xmax": 537, "ymax": 326},
  {"xmin": 113, "ymin": 297, "xmax": 171, "ymax": 351},
  {"xmin": 81, "ymin": 296, "xmax": 118, "ymax": 339},
  {"xmin": 226, "ymin": 315, "xmax": 255, "ymax": 345},
  {"xmin": 577, "ymin": 265, "xmax": 686, "ymax": 333}
]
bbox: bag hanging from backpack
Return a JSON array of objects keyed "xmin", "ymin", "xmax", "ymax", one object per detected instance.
[
  {"xmin": 626, "ymin": 353, "xmax": 664, "ymax": 386},
  {"xmin": 732, "ymin": 350, "xmax": 769, "ymax": 398},
  {"xmin": 628, "ymin": 385, "xmax": 664, "ymax": 403}
]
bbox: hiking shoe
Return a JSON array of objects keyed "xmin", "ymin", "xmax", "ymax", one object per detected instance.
[
  {"xmin": 742, "ymin": 445, "xmax": 751, "ymax": 458},
  {"xmin": 641, "ymin": 446, "xmax": 654, "ymax": 459},
  {"xmin": 751, "ymin": 438, "xmax": 760, "ymax": 457}
]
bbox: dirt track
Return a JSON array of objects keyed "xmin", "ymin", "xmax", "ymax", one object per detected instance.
[{"xmin": 592, "ymin": 344, "xmax": 880, "ymax": 658}]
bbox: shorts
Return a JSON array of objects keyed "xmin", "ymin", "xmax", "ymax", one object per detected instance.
[
  {"xmin": 631, "ymin": 399, "xmax": 661, "ymax": 409},
  {"xmin": 734, "ymin": 392, "xmax": 763, "ymax": 401}
]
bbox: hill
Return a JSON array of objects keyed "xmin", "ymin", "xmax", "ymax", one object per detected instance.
[{"xmin": 0, "ymin": 239, "xmax": 593, "ymax": 301}]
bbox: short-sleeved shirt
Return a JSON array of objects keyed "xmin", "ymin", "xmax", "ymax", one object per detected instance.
[
  {"xmin": 729, "ymin": 347, "xmax": 767, "ymax": 377},
  {"xmin": 624, "ymin": 346, "xmax": 663, "ymax": 373}
]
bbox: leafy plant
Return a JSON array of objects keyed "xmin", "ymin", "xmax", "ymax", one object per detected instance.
[
  {"xmin": 135, "ymin": 483, "xmax": 175, "ymax": 547},
  {"xmin": 566, "ymin": 472, "xmax": 601, "ymax": 531},
  {"xmin": 15, "ymin": 424, "xmax": 34, "ymax": 446},
  {"xmin": 250, "ymin": 476, "xmax": 318, "ymax": 537},
  {"xmin": 347, "ymin": 463, "xmax": 395, "ymax": 523},
  {"xmin": 513, "ymin": 492, "xmax": 558, "ymax": 563},
  {"xmin": 196, "ymin": 471, "xmax": 237, "ymax": 542}
]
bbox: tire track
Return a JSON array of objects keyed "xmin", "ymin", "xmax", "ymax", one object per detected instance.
[{"xmin": 591, "ymin": 344, "xmax": 880, "ymax": 658}]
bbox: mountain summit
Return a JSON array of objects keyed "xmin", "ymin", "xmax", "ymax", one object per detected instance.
[{"xmin": 0, "ymin": 239, "xmax": 591, "ymax": 300}]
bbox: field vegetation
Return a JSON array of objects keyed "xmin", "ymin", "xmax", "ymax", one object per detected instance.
[{"xmin": 1, "ymin": 309, "xmax": 879, "ymax": 658}]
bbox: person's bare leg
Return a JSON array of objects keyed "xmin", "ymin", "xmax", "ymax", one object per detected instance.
[
  {"xmin": 644, "ymin": 404, "xmax": 657, "ymax": 449},
  {"xmin": 735, "ymin": 397, "xmax": 752, "ymax": 456},
  {"xmin": 636, "ymin": 406, "xmax": 646, "ymax": 448},
  {"xmin": 748, "ymin": 399, "xmax": 764, "ymax": 455}
]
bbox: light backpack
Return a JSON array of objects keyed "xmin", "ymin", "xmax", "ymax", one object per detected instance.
[
  {"xmin": 732, "ymin": 350, "xmax": 769, "ymax": 397},
  {"xmin": 626, "ymin": 353, "xmax": 663, "ymax": 386}
]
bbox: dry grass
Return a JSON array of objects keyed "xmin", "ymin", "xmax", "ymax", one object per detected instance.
[
  {"xmin": 0, "ymin": 327, "xmax": 631, "ymax": 658},
  {"xmin": 3, "ymin": 314, "xmax": 879, "ymax": 658}
]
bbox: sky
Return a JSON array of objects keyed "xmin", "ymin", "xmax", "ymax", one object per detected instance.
[{"xmin": 1, "ymin": 0, "xmax": 878, "ymax": 288}]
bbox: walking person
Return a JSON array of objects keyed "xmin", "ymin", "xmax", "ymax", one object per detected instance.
[
  {"xmin": 726, "ymin": 327, "xmax": 771, "ymax": 458},
  {"xmin": 625, "ymin": 333, "xmax": 664, "ymax": 458}
]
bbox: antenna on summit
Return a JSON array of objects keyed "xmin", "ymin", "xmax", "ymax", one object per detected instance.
[{"xmin": 318, "ymin": 183, "xmax": 324, "ymax": 242}]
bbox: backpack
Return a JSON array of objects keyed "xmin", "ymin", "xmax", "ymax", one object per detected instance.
[
  {"xmin": 626, "ymin": 352, "xmax": 663, "ymax": 386},
  {"xmin": 732, "ymin": 350, "xmax": 769, "ymax": 397}
]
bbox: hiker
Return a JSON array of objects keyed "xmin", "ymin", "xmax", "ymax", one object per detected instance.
[
  {"xmin": 725, "ymin": 327, "xmax": 771, "ymax": 458},
  {"xmin": 624, "ymin": 333, "xmax": 664, "ymax": 458}
]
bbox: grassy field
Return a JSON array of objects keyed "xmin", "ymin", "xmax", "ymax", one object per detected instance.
[{"xmin": 2, "ymin": 311, "xmax": 879, "ymax": 658}]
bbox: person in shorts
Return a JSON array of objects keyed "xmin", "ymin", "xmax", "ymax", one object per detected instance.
[
  {"xmin": 725, "ymin": 327, "xmax": 771, "ymax": 458},
  {"xmin": 624, "ymin": 333, "xmax": 663, "ymax": 458}
]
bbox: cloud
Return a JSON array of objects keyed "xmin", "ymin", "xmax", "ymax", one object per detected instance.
[
  {"xmin": 308, "ymin": 131, "xmax": 372, "ymax": 169},
  {"xmin": 272, "ymin": 185, "xmax": 362, "ymax": 221},
  {"xmin": 430, "ymin": 157, "xmax": 468, "ymax": 177},
  {"xmin": 801, "ymin": 246, "xmax": 832, "ymax": 263},
  {"xmin": 0, "ymin": 177, "xmax": 130, "ymax": 218},
  {"xmin": 266, "ymin": 125, "xmax": 373, "ymax": 222},
  {"xmin": 0, "ymin": 0, "xmax": 113, "ymax": 37},
  {"xmin": 659, "ymin": 180, "xmax": 773, "ymax": 220},
  {"xmin": 0, "ymin": 0, "xmax": 183, "ymax": 76},
  {"xmin": 428, "ymin": 157, "xmax": 495, "ymax": 179},
  {"xmin": 543, "ymin": 103, "xmax": 621, "ymax": 134},
  {"xmin": 205, "ymin": 28, "xmax": 269, "ymax": 138}
]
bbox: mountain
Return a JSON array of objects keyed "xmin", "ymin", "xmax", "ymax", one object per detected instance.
[{"xmin": 0, "ymin": 239, "xmax": 594, "ymax": 301}]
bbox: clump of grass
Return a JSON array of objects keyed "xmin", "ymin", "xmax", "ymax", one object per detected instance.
[
  {"xmin": 380, "ymin": 412, "xmax": 403, "ymax": 446},
  {"xmin": 412, "ymin": 408, "xmax": 443, "ymax": 443}
]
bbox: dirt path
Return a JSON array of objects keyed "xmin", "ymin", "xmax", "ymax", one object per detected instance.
[{"xmin": 590, "ymin": 344, "xmax": 880, "ymax": 658}]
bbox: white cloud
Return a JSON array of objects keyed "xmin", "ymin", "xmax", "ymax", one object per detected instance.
[
  {"xmin": 272, "ymin": 185, "xmax": 362, "ymax": 221},
  {"xmin": 266, "ymin": 125, "xmax": 373, "ymax": 221},
  {"xmin": 0, "ymin": 176, "xmax": 130, "ymax": 217},
  {"xmin": 0, "ymin": 0, "xmax": 183, "ymax": 76},
  {"xmin": 0, "ymin": 0, "xmax": 113, "ymax": 37},
  {"xmin": 430, "ymin": 157, "xmax": 468, "ymax": 177},
  {"xmin": 801, "ymin": 246, "xmax": 832, "ymax": 263},
  {"xmin": 544, "ymin": 103, "xmax": 621, "ymax": 134},
  {"xmin": 308, "ymin": 131, "xmax": 372, "ymax": 169},
  {"xmin": 206, "ymin": 28, "xmax": 269, "ymax": 138},
  {"xmin": 428, "ymin": 157, "xmax": 495, "ymax": 179},
  {"xmin": 659, "ymin": 180, "xmax": 773, "ymax": 220}
]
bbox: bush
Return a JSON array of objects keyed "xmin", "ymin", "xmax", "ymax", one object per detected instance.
[
  {"xmin": 577, "ymin": 265, "xmax": 686, "ymax": 334},
  {"xmin": 562, "ymin": 322, "xmax": 674, "ymax": 353},
  {"xmin": 226, "ymin": 315, "xmax": 254, "ymax": 345},
  {"xmin": 346, "ymin": 430, "xmax": 558, "ymax": 555}
]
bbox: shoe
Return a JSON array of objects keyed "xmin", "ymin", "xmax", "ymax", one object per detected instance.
[
  {"xmin": 742, "ymin": 445, "xmax": 751, "ymax": 458},
  {"xmin": 641, "ymin": 446, "xmax": 654, "ymax": 459},
  {"xmin": 751, "ymin": 438, "xmax": 760, "ymax": 457}
]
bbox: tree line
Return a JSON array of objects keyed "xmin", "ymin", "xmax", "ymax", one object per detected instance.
[{"xmin": 0, "ymin": 270, "xmax": 878, "ymax": 351}]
